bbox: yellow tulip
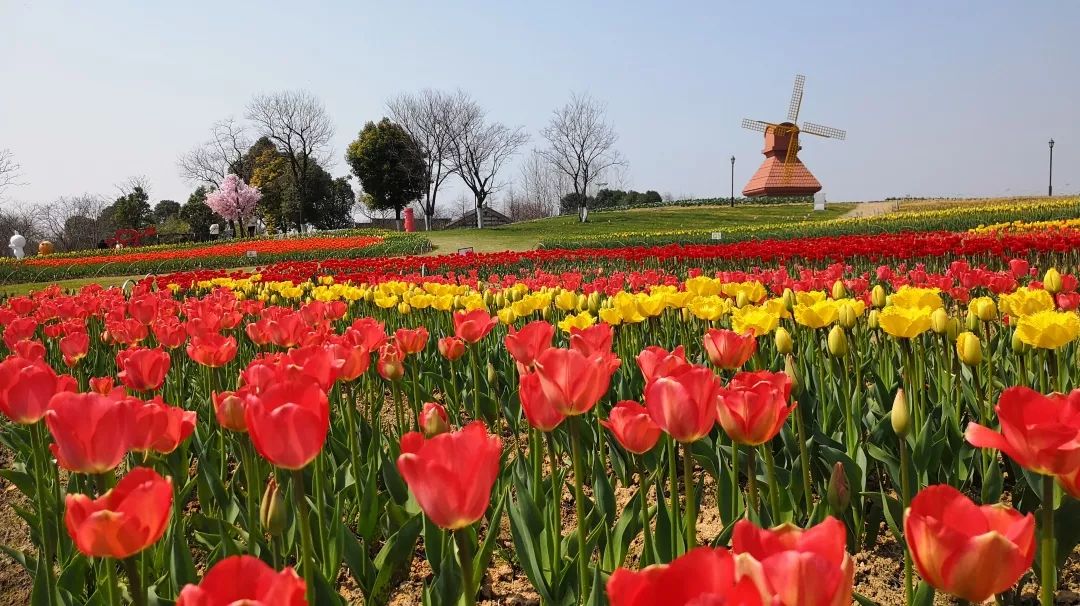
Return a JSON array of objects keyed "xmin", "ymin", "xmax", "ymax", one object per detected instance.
[
  {"xmin": 878, "ymin": 305, "xmax": 933, "ymax": 339},
  {"xmin": 831, "ymin": 280, "xmax": 847, "ymax": 300},
  {"xmin": 1044, "ymin": 268, "xmax": 1063, "ymax": 294},
  {"xmin": 955, "ymin": 332, "xmax": 982, "ymax": 366},
  {"xmin": 998, "ymin": 287, "xmax": 1054, "ymax": 317},
  {"xmin": 1015, "ymin": 310, "xmax": 1080, "ymax": 349},
  {"xmin": 890, "ymin": 286, "xmax": 943, "ymax": 311},
  {"xmin": 598, "ymin": 307, "xmax": 623, "ymax": 325},
  {"xmin": 732, "ymin": 304, "xmax": 779, "ymax": 336},
  {"xmin": 794, "ymin": 300, "xmax": 839, "ymax": 329},
  {"xmin": 871, "ymin": 285, "xmax": 887, "ymax": 309},
  {"xmin": 827, "ymin": 325, "xmax": 848, "ymax": 357},
  {"xmin": 967, "ymin": 297, "xmax": 997, "ymax": 322},
  {"xmin": 558, "ymin": 311, "xmax": 596, "ymax": 333},
  {"xmin": 775, "ymin": 327, "xmax": 793, "ymax": 355},
  {"xmin": 930, "ymin": 308, "xmax": 950, "ymax": 334}
]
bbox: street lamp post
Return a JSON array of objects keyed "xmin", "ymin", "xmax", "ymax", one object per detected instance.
[
  {"xmin": 1048, "ymin": 139, "xmax": 1055, "ymax": 197},
  {"xmin": 730, "ymin": 156, "xmax": 736, "ymax": 207}
]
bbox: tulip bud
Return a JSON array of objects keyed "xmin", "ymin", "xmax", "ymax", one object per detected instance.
[
  {"xmin": 871, "ymin": 285, "xmax": 887, "ymax": 309},
  {"xmin": 784, "ymin": 354, "xmax": 800, "ymax": 393},
  {"xmin": 827, "ymin": 325, "xmax": 848, "ymax": 357},
  {"xmin": 487, "ymin": 361, "xmax": 497, "ymax": 384},
  {"xmin": 680, "ymin": 307, "xmax": 693, "ymax": 323},
  {"xmin": 891, "ymin": 389, "xmax": 909, "ymax": 438},
  {"xmin": 956, "ymin": 332, "xmax": 982, "ymax": 366},
  {"xmin": 965, "ymin": 310, "xmax": 980, "ymax": 332},
  {"xmin": 782, "ymin": 288, "xmax": 796, "ymax": 312},
  {"xmin": 971, "ymin": 297, "xmax": 997, "ymax": 322},
  {"xmin": 1011, "ymin": 330, "xmax": 1030, "ymax": 353},
  {"xmin": 774, "ymin": 327, "xmax": 793, "ymax": 355},
  {"xmin": 930, "ymin": 308, "xmax": 950, "ymax": 334},
  {"xmin": 837, "ymin": 304, "xmax": 857, "ymax": 329},
  {"xmin": 831, "ymin": 280, "xmax": 847, "ymax": 300},
  {"xmin": 1044, "ymin": 267, "xmax": 1063, "ymax": 294},
  {"xmin": 418, "ymin": 402, "xmax": 450, "ymax": 438},
  {"xmin": 735, "ymin": 291, "xmax": 749, "ymax": 309},
  {"xmin": 868, "ymin": 309, "xmax": 880, "ymax": 329},
  {"xmin": 397, "ymin": 302, "xmax": 411, "ymax": 315},
  {"xmin": 587, "ymin": 292, "xmax": 601, "ymax": 313},
  {"xmin": 826, "ymin": 461, "xmax": 850, "ymax": 513},
  {"xmin": 260, "ymin": 477, "xmax": 286, "ymax": 537},
  {"xmin": 945, "ymin": 317, "xmax": 961, "ymax": 341}
]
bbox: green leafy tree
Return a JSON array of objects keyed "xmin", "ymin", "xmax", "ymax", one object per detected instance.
[
  {"xmin": 644, "ymin": 190, "xmax": 662, "ymax": 205},
  {"xmin": 560, "ymin": 192, "xmax": 589, "ymax": 215},
  {"xmin": 180, "ymin": 186, "xmax": 217, "ymax": 241},
  {"xmin": 345, "ymin": 118, "xmax": 427, "ymax": 222},
  {"xmin": 308, "ymin": 176, "xmax": 356, "ymax": 230},
  {"xmin": 110, "ymin": 186, "xmax": 153, "ymax": 229},
  {"xmin": 153, "ymin": 200, "xmax": 181, "ymax": 223}
]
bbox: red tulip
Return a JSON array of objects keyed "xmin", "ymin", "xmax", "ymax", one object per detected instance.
[
  {"xmin": 1059, "ymin": 466, "xmax": 1080, "ymax": 499},
  {"xmin": 0, "ymin": 356, "xmax": 78, "ymax": 424},
  {"xmin": 350, "ymin": 317, "xmax": 388, "ymax": 351},
  {"xmin": 644, "ymin": 365, "xmax": 720, "ymax": 443},
  {"xmin": 505, "ymin": 321, "xmax": 554, "ymax": 368},
  {"xmin": 569, "ymin": 323, "xmax": 613, "ymax": 356},
  {"xmin": 703, "ymin": 328, "xmax": 757, "ymax": 370},
  {"xmin": 715, "ymin": 371, "xmax": 796, "ymax": 446},
  {"xmin": 3, "ymin": 316, "xmax": 37, "ymax": 349},
  {"xmin": 904, "ymin": 484, "xmax": 1035, "ymax": 603},
  {"xmin": 396, "ymin": 421, "xmax": 502, "ymax": 530},
  {"xmin": 88, "ymin": 376, "xmax": 119, "ymax": 396},
  {"xmin": 285, "ymin": 344, "xmax": 343, "ymax": 390},
  {"xmin": 64, "ymin": 467, "xmax": 172, "ymax": 559},
  {"xmin": 453, "ymin": 309, "xmax": 498, "ymax": 343},
  {"xmin": 607, "ymin": 546, "xmax": 764, "ymax": 606},
  {"xmin": 128, "ymin": 396, "xmax": 196, "ymax": 454},
  {"xmin": 327, "ymin": 340, "xmax": 371, "ymax": 382},
  {"xmin": 128, "ymin": 294, "xmax": 159, "ymax": 325},
  {"xmin": 533, "ymin": 347, "xmax": 620, "ymax": 416},
  {"xmin": 186, "ymin": 333, "xmax": 238, "ymax": 368},
  {"xmin": 213, "ymin": 390, "xmax": 247, "ymax": 432},
  {"xmin": 965, "ymin": 386, "xmax": 1080, "ymax": 476},
  {"xmin": 13, "ymin": 339, "xmax": 45, "ymax": 362},
  {"xmin": 636, "ymin": 345, "xmax": 688, "ymax": 383},
  {"xmin": 419, "ymin": 402, "xmax": 450, "ymax": 437},
  {"xmin": 394, "ymin": 326, "xmax": 429, "ymax": 355},
  {"xmin": 601, "ymin": 400, "xmax": 662, "ymax": 454},
  {"xmin": 176, "ymin": 555, "xmax": 307, "ymax": 606},
  {"xmin": 46, "ymin": 392, "xmax": 132, "ymax": 473},
  {"xmin": 244, "ymin": 377, "xmax": 330, "ymax": 470},
  {"xmin": 518, "ymin": 371, "xmax": 566, "ymax": 432},
  {"xmin": 116, "ymin": 346, "xmax": 171, "ymax": 392},
  {"xmin": 376, "ymin": 343, "xmax": 405, "ymax": 382},
  {"xmin": 732, "ymin": 517, "xmax": 854, "ymax": 606},
  {"xmin": 59, "ymin": 332, "xmax": 90, "ymax": 367},
  {"xmin": 153, "ymin": 318, "xmax": 187, "ymax": 349},
  {"xmin": 438, "ymin": 336, "xmax": 466, "ymax": 361}
]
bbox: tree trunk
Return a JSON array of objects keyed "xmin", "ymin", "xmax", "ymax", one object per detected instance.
[
  {"xmin": 395, "ymin": 206, "xmax": 402, "ymax": 232},
  {"xmin": 476, "ymin": 200, "xmax": 484, "ymax": 229},
  {"xmin": 423, "ymin": 212, "xmax": 431, "ymax": 231}
]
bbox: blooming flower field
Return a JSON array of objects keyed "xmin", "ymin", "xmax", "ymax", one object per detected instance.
[{"xmin": 1, "ymin": 219, "xmax": 1080, "ymax": 605}]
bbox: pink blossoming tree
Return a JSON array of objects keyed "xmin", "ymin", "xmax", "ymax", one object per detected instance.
[{"xmin": 204, "ymin": 174, "xmax": 261, "ymax": 236}]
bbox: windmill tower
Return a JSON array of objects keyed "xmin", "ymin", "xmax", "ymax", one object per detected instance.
[{"xmin": 741, "ymin": 74, "xmax": 846, "ymax": 197}]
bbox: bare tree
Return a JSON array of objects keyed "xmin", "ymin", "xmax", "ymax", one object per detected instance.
[
  {"xmin": 518, "ymin": 151, "xmax": 568, "ymax": 219},
  {"xmin": 177, "ymin": 118, "xmax": 250, "ymax": 187},
  {"xmin": 0, "ymin": 206, "xmax": 43, "ymax": 259},
  {"xmin": 539, "ymin": 93, "xmax": 626, "ymax": 222},
  {"xmin": 114, "ymin": 175, "xmax": 151, "ymax": 198},
  {"xmin": 0, "ymin": 149, "xmax": 21, "ymax": 200},
  {"xmin": 34, "ymin": 194, "xmax": 112, "ymax": 252},
  {"xmin": 246, "ymin": 90, "xmax": 335, "ymax": 229},
  {"xmin": 448, "ymin": 97, "xmax": 529, "ymax": 228},
  {"xmin": 387, "ymin": 89, "xmax": 467, "ymax": 230}
]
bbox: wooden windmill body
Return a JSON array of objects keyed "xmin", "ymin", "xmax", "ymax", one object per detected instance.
[{"xmin": 741, "ymin": 75, "xmax": 846, "ymax": 197}]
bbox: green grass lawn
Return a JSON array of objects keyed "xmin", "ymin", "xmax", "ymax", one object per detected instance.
[
  {"xmin": 425, "ymin": 203, "xmax": 852, "ymax": 253},
  {"xmin": 0, "ymin": 275, "xmax": 140, "ymax": 297}
]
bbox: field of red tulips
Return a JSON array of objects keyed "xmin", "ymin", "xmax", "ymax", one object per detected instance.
[{"xmin": 1, "ymin": 224, "xmax": 1080, "ymax": 606}]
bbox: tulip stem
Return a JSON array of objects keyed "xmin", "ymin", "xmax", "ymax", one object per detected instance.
[
  {"xmin": 241, "ymin": 440, "xmax": 260, "ymax": 553},
  {"xmin": 454, "ymin": 529, "xmax": 476, "ymax": 606},
  {"xmin": 635, "ymin": 456, "xmax": 655, "ymax": 566},
  {"xmin": 682, "ymin": 442, "xmax": 696, "ymax": 549},
  {"xmin": 545, "ymin": 432, "xmax": 562, "ymax": 567},
  {"xmin": 29, "ymin": 423, "xmax": 57, "ymax": 606},
  {"xmin": 290, "ymin": 469, "xmax": 317, "ymax": 605},
  {"xmin": 668, "ymin": 437, "xmax": 681, "ymax": 551},
  {"xmin": 794, "ymin": 399, "xmax": 814, "ymax": 515},
  {"xmin": 899, "ymin": 434, "xmax": 913, "ymax": 606},
  {"xmin": 1040, "ymin": 474, "xmax": 1056, "ymax": 606},
  {"xmin": 469, "ymin": 348, "xmax": 482, "ymax": 421},
  {"xmin": 100, "ymin": 558, "xmax": 119, "ymax": 606},
  {"xmin": 121, "ymin": 557, "xmax": 146, "ymax": 606},
  {"xmin": 746, "ymin": 446, "xmax": 760, "ymax": 519},
  {"xmin": 391, "ymin": 382, "xmax": 405, "ymax": 437},
  {"xmin": 762, "ymin": 443, "xmax": 781, "ymax": 522},
  {"xmin": 730, "ymin": 440, "xmax": 741, "ymax": 520},
  {"xmin": 568, "ymin": 417, "xmax": 591, "ymax": 603}
]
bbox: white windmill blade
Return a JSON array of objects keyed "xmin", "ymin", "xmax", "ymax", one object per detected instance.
[
  {"xmin": 801, "ymin": 121, "xmax": 846, "ymax": 140},
  {"xmin": 787, "ymin": 74, "xmax": 805, "ymax": 122}
]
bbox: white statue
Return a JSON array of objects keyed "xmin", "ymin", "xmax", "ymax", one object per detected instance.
[{"xmin": 9, "ymin": 232, "xmax": 26, "ymax": 259}]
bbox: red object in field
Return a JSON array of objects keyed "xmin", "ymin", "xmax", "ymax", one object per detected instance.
[{"xmin": 404, "ymin": 208, "xmax": 415, "ymax": 232}]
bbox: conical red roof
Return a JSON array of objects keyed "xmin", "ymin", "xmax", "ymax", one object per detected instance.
[{"xmin": 742, "ymin": 156, "xmax": 821, "ymax": 197}]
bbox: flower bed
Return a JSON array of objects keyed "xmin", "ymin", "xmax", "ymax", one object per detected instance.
[
  {"xmin": 1, "ymin": 222, "xmax": 1079, "ymax": 605},
  {"xmin": 0, "ymin": 230, "xmax": 429, "ymax": 285},
  {"xmin": 537, "ymin": 196, "xmax": 1080, "ymax": 249}
]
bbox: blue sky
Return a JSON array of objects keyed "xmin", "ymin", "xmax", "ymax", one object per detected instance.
[{"xmin": 1, "ymin": 0, "xmax": 1077, "ymax": 208}]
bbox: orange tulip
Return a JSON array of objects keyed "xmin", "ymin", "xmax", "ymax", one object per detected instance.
[
  {"xmin": 437, "ymin": 336, "xmax": 466, "ymax": 361},
  {"xmin": 45, "ymin": 391, "xmax": 132, "ymax": 473},
  {"xmin": 128, "ymin": 396, "xmax": 196, "ymax": 454},
  {"xmin": 453, "ymin": 309, "xmax": 498, "ymax": 343},
  {"xmin": 64, "ymin": 467, "xmax": 172, "ymax": 559},
  {"xmin": 505, "ymin": 321, "xmax": 554, "ymax": 368},
  {"xmin": 966, "ymin": 386, "xmax": 1080, "ymax": 476},
  {"xmin": 213, "ymin": 390, "xmax": 247, "ymax": 432},
  {"xmin": 394, "ymin": 326, "xmax": 429, "ymax": 355},
  {"xmin": 419, "ymin": 402, "xmax": 450, "ymax": 438},
  {"xmin": 904, "ymin": 485, "xmax": 1035, "ymax": 603},
  {"xmin": 644, "ymin": 365, "xmax": 721, "ymax": 443},
  {"xmin": 703, "ymin": 328, "xmax": 757, "ymax": 370},
  {"xmin": 601, "ymin": 400, "xmax": 662, "ymax": 454},
  {"xmin": 176, "ymin": 555, "xmax": 307, "ymax": 606},
  {"xmin": 635, "ymin": 345, "xmax": 688, "ymax": 383},
  {"xmin": 607, "ymin": 546, "xmax": 764, "ymax": 606},
  {"xmin": 0, "ymin": 356, "xmax": 78, "ymax": 424},
  {"xmin": 186, "ymin": 333, "xmax": 238, "ymax": 368},
  {"xmin": 569, "ymin": 323, "xmax": 613, "ymax": 356},
  {"xmin": 533, "ymin": 347, "xmax": 620, "ymax": 416},
  {"xmin": 518, "ymin": 371, "xmax": 566, "ymax": 432},
  {"xmin": 244, "ymin": 376, "xmax": 329, "ymax": 470},
  {"xmin": 715, "ymin": 371, "xmax": 795, "ymax": 446},
  {"xmin": 116, "ymin": 346, "xmax": 171, "ymax": 392}
]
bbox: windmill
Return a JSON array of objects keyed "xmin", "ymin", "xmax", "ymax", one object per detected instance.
[{"xmin": 740, "ymin": 74, "xmax": 846, "ymax": 197}]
